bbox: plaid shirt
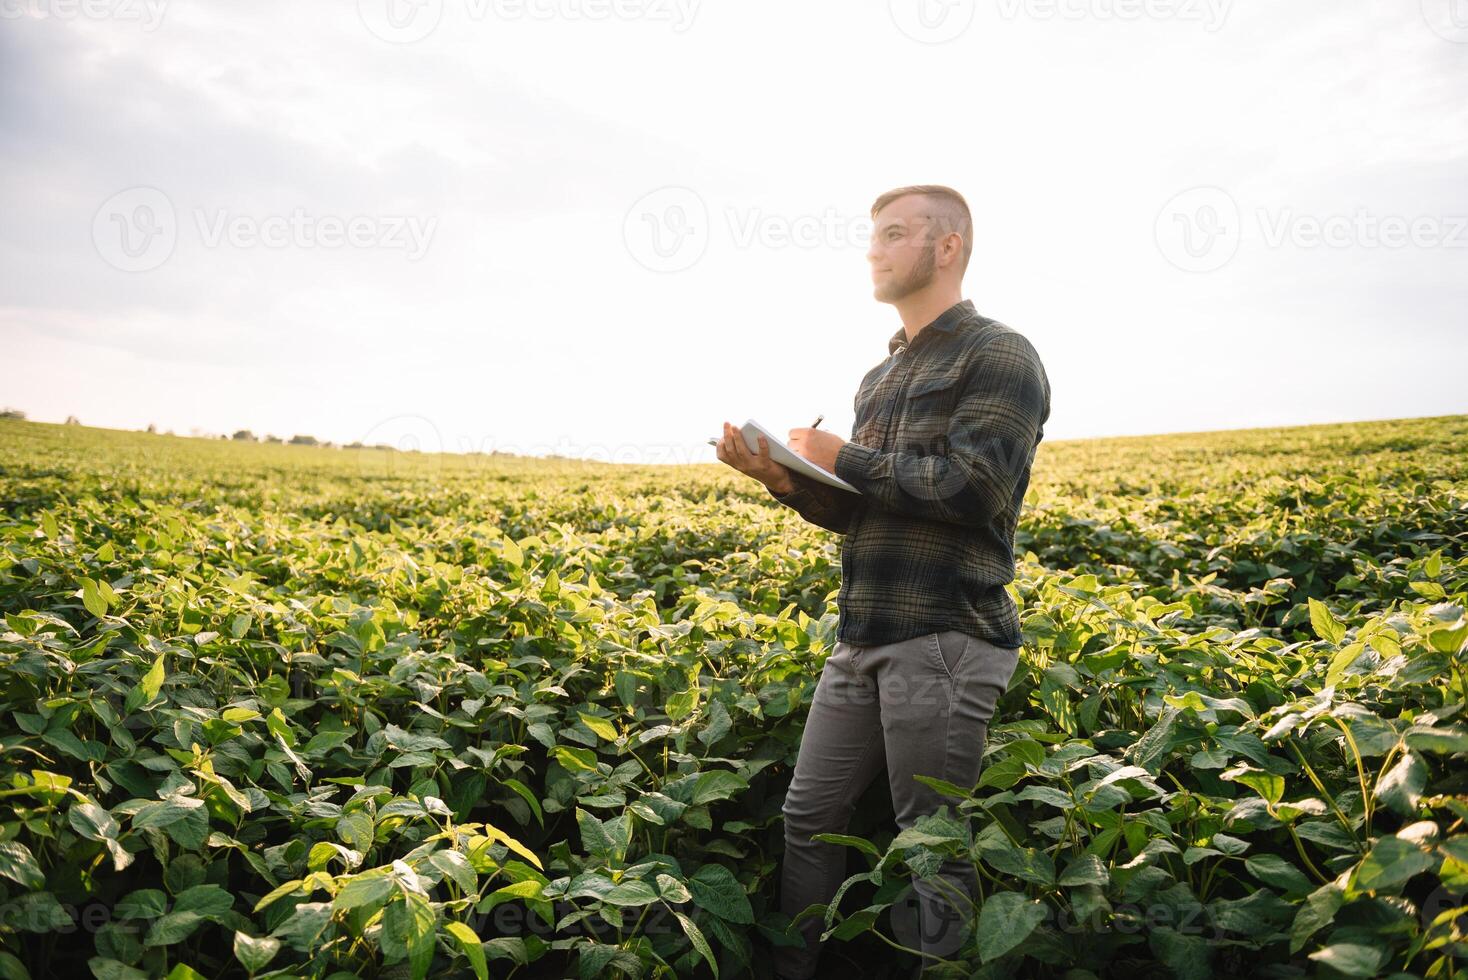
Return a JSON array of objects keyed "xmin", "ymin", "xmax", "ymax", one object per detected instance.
[{"xmin": 768, "ymin": 299, "xmax": 1050, "ymax": 649}]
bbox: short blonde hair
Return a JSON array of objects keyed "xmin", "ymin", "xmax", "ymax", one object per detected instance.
[{"xmin": 870, "ymin": 184, "xmax": 973, "ymax": 276}]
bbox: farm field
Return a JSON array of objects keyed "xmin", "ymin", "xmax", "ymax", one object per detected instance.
[{"xmin": 1, "ymin": 414, "xmax": 1466, "ymax": 979}]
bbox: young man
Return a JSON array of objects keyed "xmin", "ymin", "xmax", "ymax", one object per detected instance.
[{"xmin": 714, "ymin": 185, "xmax": 1051, "ymax": 978}]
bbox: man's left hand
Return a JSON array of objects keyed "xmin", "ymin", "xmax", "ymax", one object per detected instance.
[{"xmin": 788, "ymin": 428, "xmax": 846, "ymax": 473}]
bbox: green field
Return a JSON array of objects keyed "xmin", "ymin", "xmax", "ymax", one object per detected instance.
[{"xmin": 1, "ymin": 414, "xmax": 1466, "ymax": 979}]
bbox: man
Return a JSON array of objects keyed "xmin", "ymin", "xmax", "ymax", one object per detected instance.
[{"xmin": 714, "ymin": 185, "xmax": 1051, "ymax": 978}]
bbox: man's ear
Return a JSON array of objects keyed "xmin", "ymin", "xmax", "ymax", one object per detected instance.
[{"xmin": 944, "ymin": 232, "xmax": 962, "ymax": 265}]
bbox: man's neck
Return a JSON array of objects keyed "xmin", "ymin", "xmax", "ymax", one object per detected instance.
[{"xmin": 896, "ymin": 286, "xmax": 965, "ymax": 345}]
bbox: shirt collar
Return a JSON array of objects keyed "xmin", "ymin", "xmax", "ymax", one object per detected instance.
[{"xmin": 888, "ymin": 298, "xmax": 976, "ymax": 355}]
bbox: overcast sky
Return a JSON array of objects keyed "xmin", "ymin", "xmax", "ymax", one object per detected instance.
[{"xmin": 2, "ymin": 0, "xmax": 1465, "ymax": 462}]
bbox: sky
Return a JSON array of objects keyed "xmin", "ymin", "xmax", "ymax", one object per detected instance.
[{"xmin": 2, "ymin": 0, "xmax": 1465, "ymax": 464}]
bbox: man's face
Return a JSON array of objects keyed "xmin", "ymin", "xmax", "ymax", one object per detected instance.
[{"xmin": 867, "ymin": 195, "xmax": 939, "ymax": 304}]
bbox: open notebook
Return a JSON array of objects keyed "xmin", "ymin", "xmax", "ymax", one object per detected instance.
[{"xmin": 728, "ymin": 419, "xmax": 860, "ymax": 494}]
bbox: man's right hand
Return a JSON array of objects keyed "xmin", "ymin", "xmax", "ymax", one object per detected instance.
[{"xmin": 714, "ymin": 421, "xmax": 795, "ymax": 495}]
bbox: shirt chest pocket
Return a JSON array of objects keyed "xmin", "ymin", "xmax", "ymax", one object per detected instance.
[{"xmin": 898, "ymin": 370, "xmax": 964, "ymax": 454}]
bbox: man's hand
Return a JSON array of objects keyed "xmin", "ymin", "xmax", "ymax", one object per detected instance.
[
  {"xmin": 715, "ymin": 421, "xmax": 795, "ymax": 495},
  {"xmin": 788, "ymin": 427, "xmax": 847, "ymax": 473}
]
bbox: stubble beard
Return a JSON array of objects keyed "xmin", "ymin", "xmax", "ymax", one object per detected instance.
[{"xmin": 874, "ymin": 241, "xmax": 937, "ymax": 304}]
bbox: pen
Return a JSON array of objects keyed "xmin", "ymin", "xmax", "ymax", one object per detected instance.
[{"xmin": 709, "ymin": 416, "xmax": 823, "ymax": 447}]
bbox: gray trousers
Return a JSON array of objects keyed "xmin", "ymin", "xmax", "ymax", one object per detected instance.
[{"xmin": 775, "ymin": 630, "xmax": 1021, "ymax": 979}]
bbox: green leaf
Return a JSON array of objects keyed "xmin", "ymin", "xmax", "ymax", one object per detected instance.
[
  {"xmin": 380, "ymin": 893, "xmax": 436, "ymax": 980},
  {"xmin": 687, "ymin": 864, "xmax": 753, "ymax": 924},
  {"xmin": 1289, "ymin": 882, "xmax": 1343, "ymax": 953},
  {"xmin": 977, "ymin": 891, "xmax": 1046, "ymax": 963},
  {"xmin": 173, "ymin": 884, "xmax": 233, "ymax": 921},
  {"xmin": 1403, "ymin": 724, "xmax": 1468, "ymax": 754},
  {"xmin": 554, "ymin": 745, "xmax": 598, "ymax": 772},
  {"xmin": 332, "ymin": 870, "xmax": 396, "ymax": 912},
  {"xmin": 115, "ymin": 889, "xmax": 169, "ymax": 920},
  {"xmin": 69, "ymin": 802, "xmax": 121, "ymax": 842},
  {"xmin": 87, "ymin": 960, "xmax": 148, "ymax": 980},
  {"xmin": 1058, "ymin": 854, "xmax": 1109, "ymax": 888},
  {"xmin": 614, "ymin": 671, "xmax": 639, "ymax": 708},
  {"xmin": 144, "ymin": 911, "xmax": 204, "ymax": 947},
  {"xmin": 1309, "ymin": 598, "xmax": 1346, "ymax": 644},
  {"xmin": 124, "ymin": 656, "xmax": 166, "ymax": 714},
  {"xmin": 0, "ymin": 841, "xmax": 45, "ymax": 891},
  {"xmin": 82, "ymin": 578, "xmax": 108, "ymax": 619},
  {"xmin": 252, "ymin": 880, "xmax": 304, "ymax": 912},
  {"xmin": 232, "ymin": 932, "xmax": 281, "ymax": 974},
  {"xmin": 601, "ymin": 879, "xmax": 659, "ymax": 906},
  {"xmin": 655, "ymin": 873, "xmax": 691, "ymax": 903},
  {"xmin": 1220, "ymin": 764, "xmax": 1284, "ymax": 805},
  {"xmin": 443, "ymin": 921, "xmax": 488, "ymax": 980},
  {"xmin": 810, "ymin": 833, "xmax": 882, "ymax": 861},
  {"xmin": 164, "ymin": 965, "xmax": 205, "ymax": 980},
  {"xmin": 1373, "ymin": 750, "xmax": 1426, "ymax": 816},
  {"xmin": 429, "ymin": 849, "xmax": 476, "ymax": 894},
  {"xmin": 499, "ymin": 778, "xmax": 544, "ymax": 827},
  {"xmin": 691, "ymin": 770, "xmax": 748, "ymax": 806},
  {"xmin": 265, "ymin": 708, "xmax": 296, "ymax": 748},
  {"xmin": 1354, "ymin": 834, "xmax": 1435, "ymax": 892},
  {"xmin": 578, "ymin": 712, "xmax": 619, "ymax": 742},
  {"xmin": 673, "ymin": 910, "xmax": 719, "ymax": 978},
  {"xmin": 220, "ymin": 707, "xmax": 260, "ymax": 724},
  {"xmin": 1244, "ymin": 854, "xmax": 1313, "ymax": 896},
  {"xmin": 1325, "ymin": 641, "xmax": 1367, "ymax": 688},
  {"xmin": 336, "ymin": 810, "xmax": 375, "ymax": 854},
  {"xmin": 1307, "ymin": 943, "xmax": 1385, "ymax": 976}
]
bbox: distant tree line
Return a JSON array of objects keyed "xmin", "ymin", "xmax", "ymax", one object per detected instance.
[{"xmin": 2, "ymin": 410, "xmax": 514, "ymax": 457}]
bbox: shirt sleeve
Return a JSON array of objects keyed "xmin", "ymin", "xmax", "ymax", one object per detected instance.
[
  {"xmin": 766, "ymin": 470, "xmax": 860, "ymax": 534},
  {"xmin": 832, "ymin": 331, "xmax": 1049, "ymax": 527}
]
